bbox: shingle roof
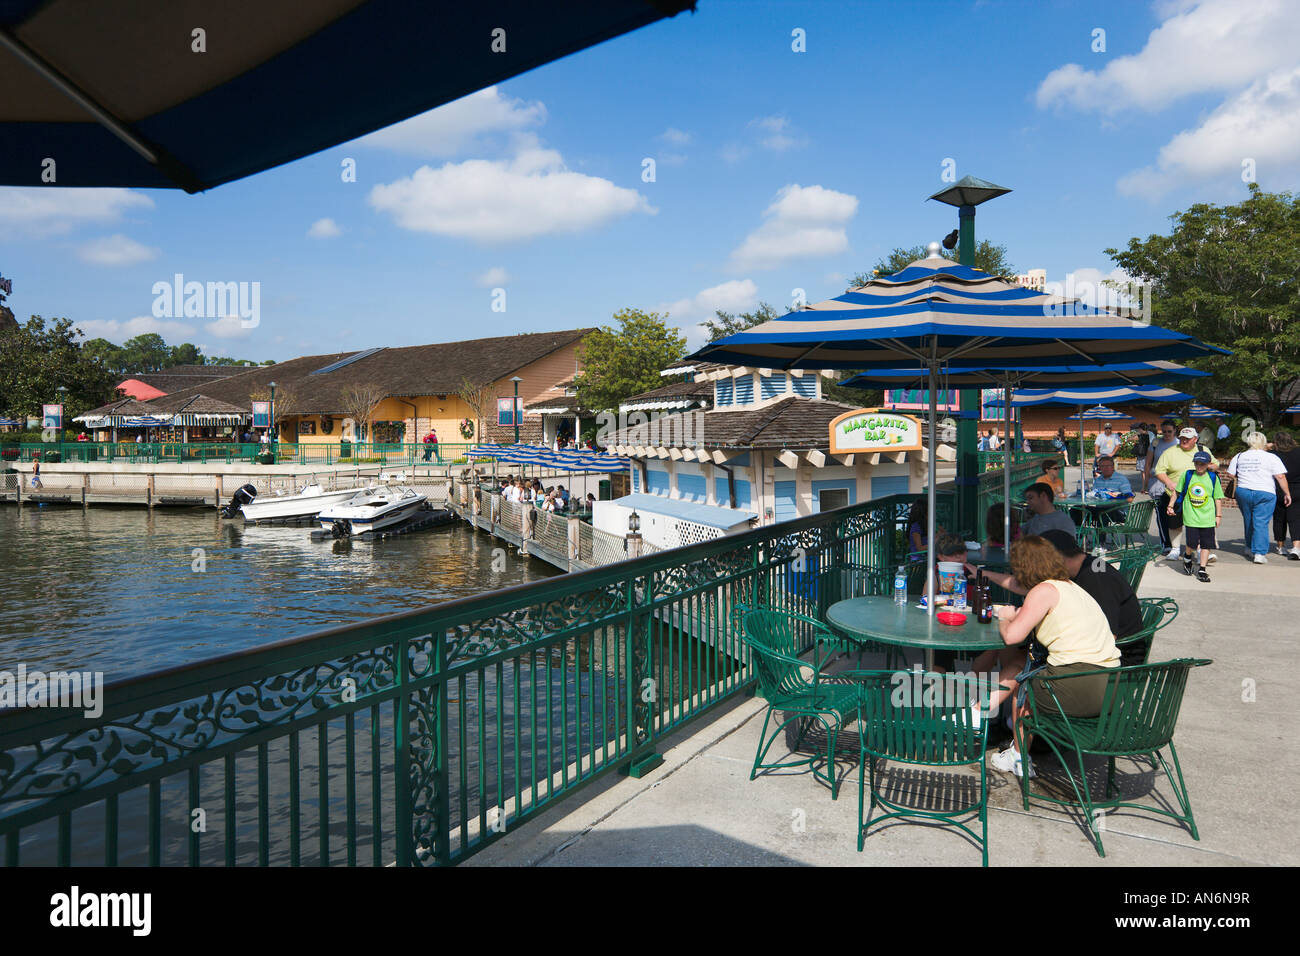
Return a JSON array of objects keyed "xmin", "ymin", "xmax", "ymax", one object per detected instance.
[
  {"xmin": 619, "ymin": 379, "xmax": 712, "ymax": 406},
  {"xmin": 154, "ymin": 329, "xmax": 595, "ymax": 414},
  {"xmin": 609, "ymin": 398, "xmax": 858, "ymax": 449}
]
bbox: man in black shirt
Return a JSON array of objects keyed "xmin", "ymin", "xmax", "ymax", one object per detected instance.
[{"xmin": 969, "ymin": 530, "xmax": 1145, "ymax": 665}]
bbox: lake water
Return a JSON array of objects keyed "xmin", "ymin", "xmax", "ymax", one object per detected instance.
[{"xmin": 0, "ymin": 504, "xmax": 562, "ymax": 680}]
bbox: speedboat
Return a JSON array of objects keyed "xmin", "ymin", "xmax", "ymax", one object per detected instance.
[
  {"xmin": 317, "ymin": 485, "xmax": 427, "ymax": 536},
  {"xmin": 229, "ymin": 481, "xmax": 373, "ymax": 522}
]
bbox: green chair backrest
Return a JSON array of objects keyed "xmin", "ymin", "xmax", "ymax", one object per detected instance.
[
  {"xmin": 741, "ymin": 609, "xmax": 824, "ymax": 702},
  {"xmin": 1033, "ymin": 658, "xmax": 1210, "ymax": 752},
  {"xmin": 856, "ymin": 669, "xmax": 985, "ymax": 765}
]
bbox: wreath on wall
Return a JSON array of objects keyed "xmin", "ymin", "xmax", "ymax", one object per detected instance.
[
  {"xmin": 320, "ymin": 416, "xmax": 334, "ymax": 435},
  {"xmin": 459, "ymin": 418, "xmax": 475, "ymax": 440}
]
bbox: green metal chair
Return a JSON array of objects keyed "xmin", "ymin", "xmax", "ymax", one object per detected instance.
[
  {"xmin": 1079, "ymin": 499, "xmax": 1155, "ymax": 551},
  {"xmin": 1102, "ymin": 544, "xmax": 1159, "ymax": 591},
  {"xmin": 740, "ymin": 609, "xmax": 863, "ymax": 799},
  {"xmin": 853, "ymin": 669, "xmax": 992, "ymax": 866},
  {"xmin": 1017, "ymin": 657, "xmax": 1212, "ymax": 857},
  {"xmin": 1114, "ymin": 597, "xmax": 1179, "ymax": 666}
]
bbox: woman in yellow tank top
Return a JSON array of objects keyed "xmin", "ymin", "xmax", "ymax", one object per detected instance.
[{"xmin": 981, "ymin": 536, "xmax": 1119, "ymax": 778}]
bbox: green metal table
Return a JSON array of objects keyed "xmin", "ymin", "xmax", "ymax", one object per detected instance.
[
  {"xmin": 825, "ymin": 595, "xmax": 1009, "ymax": 670},
  {"xmin": 1054, "ymin": 494, "xmax": 1134, "ymax": 541}
]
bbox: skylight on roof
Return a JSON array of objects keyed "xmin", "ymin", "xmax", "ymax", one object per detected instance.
[{"xmin": 311, "ymin": 347, "xmax": 384, "ymax": 375}]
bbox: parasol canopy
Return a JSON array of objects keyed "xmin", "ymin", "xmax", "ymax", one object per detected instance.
[{"xmin": 0, "ymin": 0, "xmax": 694, "ymax": 191}]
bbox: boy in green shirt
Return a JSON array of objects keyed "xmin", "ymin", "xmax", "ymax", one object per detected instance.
[{"xmin": 1166, "ymin": 450, "xmax": 1224, "ymax": 582}]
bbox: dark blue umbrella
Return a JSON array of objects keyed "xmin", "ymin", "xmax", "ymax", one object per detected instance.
[
  {"xmin": 694, "ymin": 250, "xmax": 1229, "ymax": 599},
  {"xmin": 0, "ymin": 0, "xmax": 694, "ymax": 191}
]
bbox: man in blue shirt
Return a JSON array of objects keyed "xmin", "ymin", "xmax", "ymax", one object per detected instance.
[{"xmin": 1087, "ymin": 455, "xmax": 1132, "ymax": 541}]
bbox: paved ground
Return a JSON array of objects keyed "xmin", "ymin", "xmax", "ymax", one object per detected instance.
[{"xmin": 470, "ymin": 494, "xmax": 1299, "ymax": 867}]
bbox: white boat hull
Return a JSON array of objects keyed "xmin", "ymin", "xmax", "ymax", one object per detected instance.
[
  {"xmin": 317, "ymin": 488, "xmax": 428, "ymax": 535},
  {"xmin": 241, "ymin": 485, "xmax": 369, "ymax": 522}
]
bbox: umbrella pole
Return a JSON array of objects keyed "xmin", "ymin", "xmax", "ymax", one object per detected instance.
[
  {"xmin": 1078, "ymin": 406, "xmax": 1085, "ymax": 495},
  {"xmin": 1004, "ymin": 382, "xmax": 1012, "ymax": 555},
  {"xmin": 927, "ymin": 363, "xmax": 938, "ymax": 620}
]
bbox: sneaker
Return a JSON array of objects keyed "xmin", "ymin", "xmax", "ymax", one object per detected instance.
[
  {"xmin": 1166, "ymin": 547, "xmax": 1180, "ymax": 559},
  {"xmin": 1254, "ymin": 554, "xmax": 1268, "ymax": 565},
  {"xmin": 990, "ymin": 747, "xmax": 1036, "ymax": 779},
  {"xmin": 1288, "ymin": 548, "xmax": 1300, "ymax": 561},
  {"xmin": 1196, "ymin": 568, "xmax": 1211, "ymax": 583},
  {"xmin": 1207, "ymin": 553, "xmax": 1216, "ymax": 564},
  {"xmin": 1279, "ymin": 543, "xmax": 1290, "ymax": 556},
  {"xmin": 1182, "ymin": 553, "xmax": 1195, "ymax": 575}
]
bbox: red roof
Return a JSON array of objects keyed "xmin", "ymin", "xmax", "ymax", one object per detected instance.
[{"xmin": 115, "ymin": 378, "xmax": 168, "ymax": 401}]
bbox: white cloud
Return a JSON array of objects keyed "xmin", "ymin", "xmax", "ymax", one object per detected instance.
[
  {"xmin": 307, "ymin": 217, "xmax": 342, "ymax": 239},
  {"xmin": 74, "ymin": 315, "xmax": 196, "ymax": 343},
  {"xmin": 728, "ymin": 184, "xmax": 859, "ymax": 271},
  {"xmin": 205, "ymin": 316, "xmax": 254, "ymax": 339},
  {"xmin": 358, "ymin": 86, "xmax": 546, "ymax": 157},
  {"xmin": 720, "ymin": 143, "xmax": 749, "ymax": 164},
  {"xmin": 748, "ymin": 115, "xmax": 807, "ymax": 152},
  {"xmin": 476, "ymin": 266, "xmax": 510, "ymax": 287},
  {"xmin": 0, "ymin": 187, "xmax": 153, "ymax": 238},
  {"xmin": 656, "ymin": 279, "xmax": 760, "ymax": 352},
  {"xmin": 1117, "ymin": 66, "xmax": 1300, "ymax": 196},
  {"xmin": 76, "ymin": 234, "xmax": 159, "ymax": 266},
  {"xmin": 659, "ymin": 128, "xmax": 692, "ymax": 146},
  {"xmin": 368, "ymin": 145, "xmax": 654, "ymax": 242},
  {"xmin": 1036, "ymin": 0, "xmax": 1300, "ymax": 114}
]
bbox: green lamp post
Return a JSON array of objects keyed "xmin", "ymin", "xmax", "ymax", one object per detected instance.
[
  {"xmin": 268, "ymin": 380, "xmax": 277, "ymax": 458},
  {"xmin": 928, "ymin": 176, "xmax": 1011, "ymax": 537},
  {"xmin": 55, "ymin": 385, "xmax": 67, "ymax": 444}
]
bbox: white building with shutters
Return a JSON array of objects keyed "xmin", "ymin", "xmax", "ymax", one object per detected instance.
[{"xmin": 596, "ymin": 363, "xmax": 927, "ymax": 548}]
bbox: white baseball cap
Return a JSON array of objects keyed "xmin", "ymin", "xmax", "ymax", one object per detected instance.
[{"xmin": 1178, "ymin": 427, "xmax": 1198, "ymax": 440}]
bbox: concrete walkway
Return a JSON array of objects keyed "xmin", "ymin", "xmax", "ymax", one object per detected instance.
[{"xmin": 470, "ymin": 503, "xmax": 1299, "ymax": 867}]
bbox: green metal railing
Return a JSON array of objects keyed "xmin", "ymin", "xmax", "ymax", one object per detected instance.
[
  {"xmin": 0, "ymin": 491, "xmax": 948, "ymax": 866},
  {"xmin": 972, "ymin": 453, "xmax": 1055, "ymax": 542},
  {"xmin": 2, "ymin": 441, "xmax": 481, "ymax": 466}
]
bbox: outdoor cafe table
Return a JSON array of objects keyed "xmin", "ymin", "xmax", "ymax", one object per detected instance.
[
  {"xmin": 1053, "ymin": 493, "xmax": 1135, "ymax": 537},
  {"xmin": 825, "ymin": 595, "xmax": 1009, "ymax": 671}
]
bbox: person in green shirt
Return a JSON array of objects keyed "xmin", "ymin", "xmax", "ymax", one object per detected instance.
[
  {"xmin": 1155, "ymin": 426, "xmax": 1218, "ymax": 562},
  {"xmin": 1166, "ymin": 450, "xmax": 1224, "ymax": 582}
]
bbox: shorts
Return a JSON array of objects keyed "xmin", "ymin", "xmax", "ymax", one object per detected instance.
[
  {"xmin": 1031, "ymin": 661, "xmax": 1116, "ymax": 717},
  {"xmin": 1184, "ymin": 525, "xmax": 1217, "ymax": 550}
]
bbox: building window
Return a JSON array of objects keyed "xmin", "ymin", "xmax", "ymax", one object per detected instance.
[
  {"xmin": 715, "ymin": 379, "xmax": 734, "ymax": 407},
  {"xmin": 760, "ymin": 373, "xmax": 787, "ymax": 400},
  {"xmin": 791, "ymin": 374, "xmax": 816, "ymax": 399},
  {"xmin": 734, "ymin": 375, "xmax": 754, "ymax": 405}
]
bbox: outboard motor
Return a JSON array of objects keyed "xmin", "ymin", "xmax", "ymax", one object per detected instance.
[{"xmin": 221, "ymin": 483, "xmax": 258, "ymax": 518}]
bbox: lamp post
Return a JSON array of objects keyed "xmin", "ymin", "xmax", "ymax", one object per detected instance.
[
  {"xmin": 55, "ymin": 385, "xmax": 67, "ymax": 444},
  {"xmin": 268, "ymin": 380, "xmax": 277, "ymax": 456},
  {"xmin": 510, "ymin": 376, "xmax": 522, "ymax": 444},
  {"xmin": 929, "ymin": 176, "xmax": 1012, "ymax": 537}
]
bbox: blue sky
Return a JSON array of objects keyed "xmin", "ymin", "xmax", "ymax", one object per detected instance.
[{"xmin": 2, "ymin": 0, "xmax": 1297, "ymax": 360}]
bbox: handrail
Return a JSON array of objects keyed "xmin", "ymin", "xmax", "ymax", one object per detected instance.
[{"xmin": 0, "ymin": 490, "xmax": 946, "ymax": 866}]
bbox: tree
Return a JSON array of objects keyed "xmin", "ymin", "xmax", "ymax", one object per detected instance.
[
  {"xmin": 848, "ymin": 240, "xmax": 1016, "ymax": 288},
  {"xmin": 701, "ymin": 302, "xmax": 780, "ymax": 343},
  {"xmin": 0, "ymin": 315, "xmax": 117, "ymax": 420},
  {"xmin": 339, "ymin": 383, "xmax": 386, "ymax": 442},
  {"xmin": 1105, "ymin": 184, "xmax": 1300, "ymax": 427},
  {"xmin": 83, "ymin": 337, "xmax": 126, "ymax": 374},
  {"xmin": 168, "ymin": 343, "xmax": 203, "ymax": 366},
  {"xmin": 120, "ymin": 333, "xmax": 169, "ymax": 372},
  {"xmin": 574, "ymin": 309, "xmax": 686, "ymax": 412},
  {"xmin": 456, "ymin": 378, "xmax": 492, "ymax": 442}
]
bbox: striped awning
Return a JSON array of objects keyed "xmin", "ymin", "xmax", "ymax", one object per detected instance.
[
  {"xmin": 1066, "ymin": 406, "xmax": 1134, "ymax": 421},
  {"xmin": 1188, "ymin": 403, "xmax": 1227, "ymax": 418},
  {"xmin": 985, "ymin": 385, "xmax": 1194, "ymax": 408},
  {"xmin": 172, "ymin": 413, "xmax": 249, "ymax": 426}
]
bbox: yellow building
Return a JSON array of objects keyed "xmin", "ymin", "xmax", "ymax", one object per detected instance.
[{"xmin": 158, "ymin": 329, "xmax": 594, "ymax": 447}]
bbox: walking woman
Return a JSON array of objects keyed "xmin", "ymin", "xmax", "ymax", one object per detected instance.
[
  {"xmin": 1271, "ymin": 430, "xmax": 1300, "ymax": 559},
  {"xmin": 1051, "ymin": 427, "xmax": 1070, "ymax": 467},
  {"xmin": 1228, "ymin": 432, "xmax": 1291, "ymax": 564}
]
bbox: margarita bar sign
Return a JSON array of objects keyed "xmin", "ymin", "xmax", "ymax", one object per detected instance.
[{"xmin": 829, "ymin": 408, "xmax": 923, "ymax": 454}]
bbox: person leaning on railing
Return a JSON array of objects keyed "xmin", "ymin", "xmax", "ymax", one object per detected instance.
[{"xmin": 974, "ymin": 535, "xmax": 1120, "ymax": 780}]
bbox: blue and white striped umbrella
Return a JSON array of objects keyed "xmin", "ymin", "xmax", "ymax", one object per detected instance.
[
  {"xmin": 986, "ymin": 385, "xmax": 1193, "ymax": 408},
  {"xmin": 1066, "ymin": 406, "xmax": 1134, "ymax": 421},
  {"xmin": 0, "ymin": 417, "xmax": 21, "ymax": 426},
  {"xmin": 1188, "ymin": 403, "xmax": 1227, "ymax": 418},
  {"xmin": 691, "ymin": 252, "xmax": 1229, "ymax": 608},
  {"xmin": 1286, "ymin": 403, "xmax": 1300, "ymax": 414},
  {"xmin": 843, "ymin": 360, "xmax": 1209, "ymax": 392}
]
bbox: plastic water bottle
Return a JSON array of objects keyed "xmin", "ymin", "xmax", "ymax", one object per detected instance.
[
  {"xmin": 953, "ymin": 575, "xmax": 967, "ymax": 610},
  {"xmin": 893, "ymin": 566, "xmax": 907, "ymax": 606}
]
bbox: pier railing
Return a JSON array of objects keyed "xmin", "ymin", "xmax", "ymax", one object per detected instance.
[
  {"xmin": 3, "ymin": 441, "xmax": 481, "ymax": 466},
  {"xmin": 0, "ymin": 491, "xmax": 949, "ymax": 866}
]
